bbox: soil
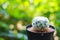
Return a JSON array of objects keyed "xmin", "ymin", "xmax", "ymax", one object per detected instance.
[{"xmin": 27, "ymin": 27, "xmax": 54, "ymax": 33}]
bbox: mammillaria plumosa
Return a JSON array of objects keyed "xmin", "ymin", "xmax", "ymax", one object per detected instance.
[{"xmin": 32, "ymin": 16, "xmax": 50, "ymax": 31}]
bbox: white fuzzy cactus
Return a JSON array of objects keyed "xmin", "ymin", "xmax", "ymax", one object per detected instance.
[{"xmin": 32, "ymin": 16, "xmax": 49, "ymax": 31}]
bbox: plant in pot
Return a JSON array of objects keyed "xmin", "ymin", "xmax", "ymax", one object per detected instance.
[{"xmin": 26, "ymin": 16, "xmax": 55, "ymax": 40}]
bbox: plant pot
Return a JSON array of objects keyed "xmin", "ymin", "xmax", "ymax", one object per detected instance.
[{"xmin": 26, "ymin": 24, "xmax": 55, "ymax": 40}]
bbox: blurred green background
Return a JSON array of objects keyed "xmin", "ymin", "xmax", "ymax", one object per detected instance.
[{"xmin": 0, "ymin": 0, "xmax": 60, "ymax": 40}]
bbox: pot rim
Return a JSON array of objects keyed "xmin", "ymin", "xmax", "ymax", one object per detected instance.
[{"xmin": 26, "ymin": 24, "xmax": 55, "ymax": 34}]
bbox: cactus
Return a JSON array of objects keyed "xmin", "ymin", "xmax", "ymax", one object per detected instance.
[{"xmin": 32, "ymin": 16, "xmax": 49, "ymax": 31}]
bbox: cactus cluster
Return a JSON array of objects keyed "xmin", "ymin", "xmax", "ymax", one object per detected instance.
[{"xmin": 32, "ymin": 16, "xmax": 49, "ymax": 31}]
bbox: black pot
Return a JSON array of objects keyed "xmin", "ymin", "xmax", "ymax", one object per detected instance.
[{"xmin": 26, "ymin": 25, "xmax": 55, "ymax": 40}]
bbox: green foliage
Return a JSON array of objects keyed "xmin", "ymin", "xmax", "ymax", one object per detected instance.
[
  {"xmin": 0, "ymin": 38, "xmax": 5, "ymax": 40},
  {"xmin": 0, "ymin": 21, "xmax": 9, "ymax": 32},
  {"xmin": 0, "ymin": 0, "xmax": 60, "ymax": 40}
]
